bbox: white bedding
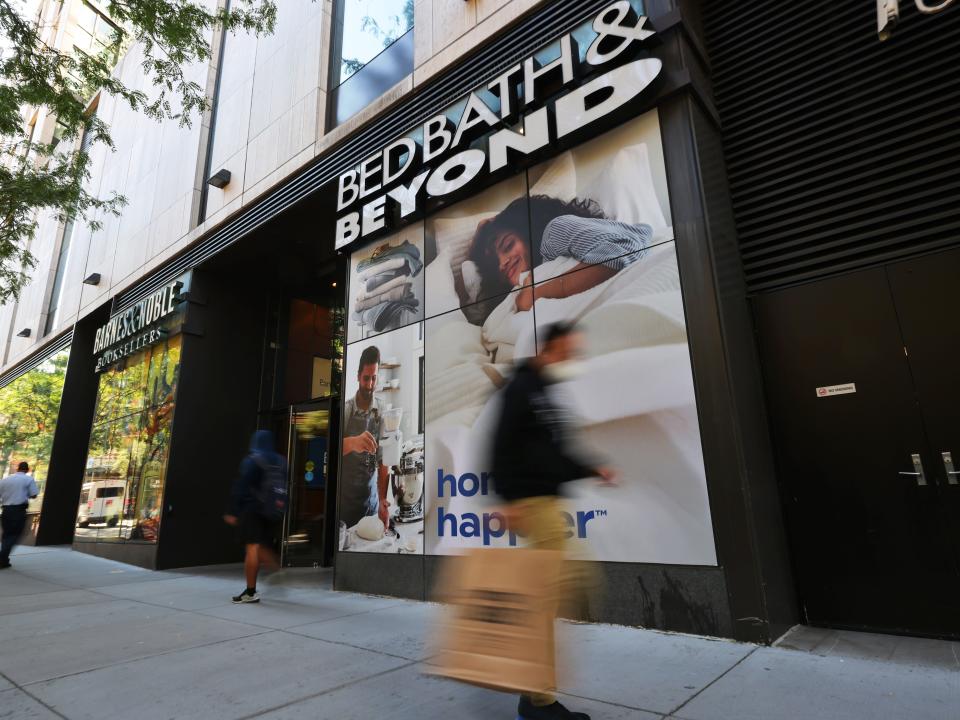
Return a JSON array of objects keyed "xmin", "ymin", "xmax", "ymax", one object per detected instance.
[
  {"xmin": 426, "ymin": 241, "xmax": 688, "ymax": 437},
  {"xmin": 480, "ymin": 239, "xmax": 681, "ymax": 364}
]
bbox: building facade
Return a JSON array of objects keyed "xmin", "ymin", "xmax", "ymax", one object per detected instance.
[{"xmin": 0, "ymin": 0, "xmax": 957, "ymax": 644}]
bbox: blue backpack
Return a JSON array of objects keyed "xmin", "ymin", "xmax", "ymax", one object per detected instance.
[{"xmin": 254, "ymin": 456, "xmax": 288, "ymax": 519}]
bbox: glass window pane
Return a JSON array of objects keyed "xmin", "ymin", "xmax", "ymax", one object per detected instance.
[
  {"xmin": 79, "ymin": 335, "xmax": 181, "ymax": 544},
  {"xmin": 134, "ymin": 404, "xmax": 173, "ymax": 543},
  {"xmin": 338, "ymin": 0, "xmax": 414, "ymax": 84},
  {"xmin": 0, "ymin": 350, "xmax": 69, "ymax": 521},
  {"xmin": 146, "ymin": 335, "xmax": 181, "ymax": 409},
  {"xmin": 77, "ymin": 413, "xmax": 131, "ymax": 541},
  {"xmin": 76, "ymin": 433, "xmax": 113, "ymax": 542},
  {"xmin": 115, "ymin": 349, "xmax": 150, "ymax": 417},
  {"xmin": 93, "ymin": 363, "xmax": 123, "ymax": 424}
]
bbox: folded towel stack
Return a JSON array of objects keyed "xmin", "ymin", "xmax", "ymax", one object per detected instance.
[{"xmin": 353, "ymin": 240, "xmax": 423, "ymax": 334}]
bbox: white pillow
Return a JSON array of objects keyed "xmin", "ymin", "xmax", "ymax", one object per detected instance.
[
  {"xmin": 461, "ymin": 260, "xmax": 482, "ymax": 304},
  {"xmin": 530, "ymin": 151, "xmax": 577, "ymax": 200},
  {"xmin": 430, "ymin": 212, "xmax": 496, "ymax": 290},
  {"xmin": 425, "ymin": 250, "xmax": 468, "ymax": 326},
  {"xmin": 425, "ymin": 250, "xmax": 458, "ymax": 315},
  {"xmin": 587, "ymin": 143, "xmax": 668, "ymax": 230}
]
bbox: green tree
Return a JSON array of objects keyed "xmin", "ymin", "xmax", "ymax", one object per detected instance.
[
  {"xmin": 0, "ymin": 350, "xmax": 68, "ymax": 477},
  {"xmin": 0, "ymin": 0, "xmax": 277, "ymax": 304}
]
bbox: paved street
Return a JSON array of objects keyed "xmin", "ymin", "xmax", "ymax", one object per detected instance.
[{"xmin": 0, "ymin": 546, "xmax": 956, "ymax": 720}]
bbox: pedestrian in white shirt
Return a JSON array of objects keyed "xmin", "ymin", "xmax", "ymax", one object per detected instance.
[{"xmin": 0, "ymin": 462, "xmax": 39, "ymax": 568}]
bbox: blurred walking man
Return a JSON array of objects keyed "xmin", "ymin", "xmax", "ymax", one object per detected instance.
[
  {"xmin": 0, "ymin": 462, "xmax": 39, "ymax": 569},
  {"xmin": 224, "ymin": 430, "xmax": 287, "ymax": 603},
  {"xmin": 492, "ymin": 322, "xmax": 616, "ymax": 720}
]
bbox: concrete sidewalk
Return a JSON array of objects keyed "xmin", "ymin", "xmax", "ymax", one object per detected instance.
[{"xmin": 0, "ymin": 547, "xmax": 956, "ymax": 720}]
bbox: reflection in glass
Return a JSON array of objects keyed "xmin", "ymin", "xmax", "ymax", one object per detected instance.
[
  {"xmin": 76, "ymin": 416, "xmax": 126, "ymax": 541},
  {"xmin": 147, "ymin": 334, "xmax": 180, "ymax": 409},
  {"xmin": 0, "ymin": 350, "xmax": 70, "ymax": 532},
  {"xmin": 337, "ymin": 0, "xmax": 413, "ymax": 84},
  {"xmin": 284, "ymin": 406, "xmax": 330, "ymax": 566},
  {"xmin": 77, "ymin": 337, "xmax": 180, "ymax": 544}
]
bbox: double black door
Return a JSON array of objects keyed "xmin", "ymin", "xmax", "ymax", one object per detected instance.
[{"xmin": 756, "ymin": 247, "xmax": 960, "ymax": 637}]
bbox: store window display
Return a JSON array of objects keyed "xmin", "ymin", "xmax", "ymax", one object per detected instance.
[{"xmin": 76, "ymin": 336, "xmax": 180, "ymax": 544}]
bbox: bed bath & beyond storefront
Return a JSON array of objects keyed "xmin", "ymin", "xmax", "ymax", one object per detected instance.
[{"xmin": 4, "ymin": 0, "xmax": 958, "ymax": 645}]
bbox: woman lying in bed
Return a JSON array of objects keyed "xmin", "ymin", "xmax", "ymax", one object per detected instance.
[{"xmin": 468, "ymin": 195, "xmax": 653, "ymax": 312}]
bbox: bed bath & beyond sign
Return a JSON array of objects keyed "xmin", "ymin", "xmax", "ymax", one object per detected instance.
[
  {"xmin": 334, "ymin": 1, "xmax": 661, "ymax": 250},
  {"xmin": 93, "ymin": 281, "xmax": 182, "ymax": 372}
]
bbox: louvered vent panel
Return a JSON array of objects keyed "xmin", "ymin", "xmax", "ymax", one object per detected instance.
[
  {"xmin": 704, "ymin": 1, "xmax": 960, "ymax": 292},
  {"xmin": 0, "ymin": 331, "xmax": 73, "ymax": 389}
]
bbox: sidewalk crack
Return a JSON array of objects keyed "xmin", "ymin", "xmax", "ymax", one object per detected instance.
[
  {"xmin": 280, "ymin": 627, "xmax": 421, "ymax": 662},
  {"xmin": 0, "ymin": 669, "xmax": 70, "ymax": 719},
  {"xmin": 557, "ymin": 690, "xmax": 661, "ymax": 716},
  {"xmin": 665, "ymin": 646, "xmax": 759, "ymax": 719},
  {"xmin": 238, "ymin": 660, "xmax": 420, "ymax": 719},
  {"xmin": 20, "ymin": 629, "xmax": 275, "ymax": 689}
]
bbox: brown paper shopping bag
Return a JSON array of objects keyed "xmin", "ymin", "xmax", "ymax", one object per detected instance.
[{"xmin": 428, "ymin": 548, "xmax": 564, "ymax": 696}]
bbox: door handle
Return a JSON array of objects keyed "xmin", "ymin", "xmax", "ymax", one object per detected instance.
[
  {"xmin": 942, "ymin": 452, "xmax": 959, "ymax": 486},
  {"xmin": 898, "ymin": 453, "xmax": 928, "ymax": 486}
]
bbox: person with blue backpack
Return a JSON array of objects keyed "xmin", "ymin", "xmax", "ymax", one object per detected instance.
[{"xmin": 224, "ymin": 429, "xmax": 289, "ymax": 604}]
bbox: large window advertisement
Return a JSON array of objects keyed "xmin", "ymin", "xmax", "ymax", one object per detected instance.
[
  {"xmin": 75, "ymin": 335, "xmax": 180, "ymax": 544},
  {"xmin": 0, "ymin": 349, "xmax": 70, "ymax": 536},
  {"xmin": 340, "ymin": 110, "xmax": 717, "ymax": 565}
]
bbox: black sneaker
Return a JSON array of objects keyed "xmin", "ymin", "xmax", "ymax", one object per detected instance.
[
  {"xmin": 517, "ymin": 697, "xmax": 589, "ymax": 720},
  {"xmin": 232, "ymin": 589, "xmax": 260, "ymax": 604},
  {"xmin": 0, "ymin": 560, "xmax": 10, "ymax": 569}
]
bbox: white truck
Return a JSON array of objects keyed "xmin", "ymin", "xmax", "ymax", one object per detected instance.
[{"xmin": 76, "ymin": 480, "xmax": 126, "ymax": 527}]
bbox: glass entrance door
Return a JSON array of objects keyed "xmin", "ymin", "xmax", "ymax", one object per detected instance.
[{"xmin": 281, "ymin": 401, "xmax": 333, "ymax": 567}]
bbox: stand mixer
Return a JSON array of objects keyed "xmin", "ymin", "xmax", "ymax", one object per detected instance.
[{"xmin": 379, "ymin": 408, "xmax": 425, "ymax": 523}]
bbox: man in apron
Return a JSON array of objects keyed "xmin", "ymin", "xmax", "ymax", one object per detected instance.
[{"xmin": 340, "ymin": 345, "xmax": 389, "ymax": 531}]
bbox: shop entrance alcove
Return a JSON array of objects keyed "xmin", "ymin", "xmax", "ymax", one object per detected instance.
[{"xmin": 198, "ymin": 194, "xmax": 345, "ymax": 569}]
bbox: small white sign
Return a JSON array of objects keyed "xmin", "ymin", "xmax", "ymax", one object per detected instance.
[{"xmin": 816, "ymin": 383, "xmax": 857, "ymax": 398}]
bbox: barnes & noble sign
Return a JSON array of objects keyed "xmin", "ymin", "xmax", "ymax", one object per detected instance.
[{"xmin": 93, "ymin": 281, "xmax": 183, "ymax": 372}]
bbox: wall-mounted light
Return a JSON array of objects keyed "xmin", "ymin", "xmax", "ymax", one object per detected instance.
[
  {"xmin": 207, "ymin": 169, "xmax": 231, "ymax": 188},
  {"xmin": 82, "ymin": 272, "xmax": 101, "ymax": 286},
  {"xmin": 331, "ymin": 281, "xmax": 337, "ymax": 288},
  {"xmin": 16, "ymin": 328, "xmax": 31, "ymax": 338}
]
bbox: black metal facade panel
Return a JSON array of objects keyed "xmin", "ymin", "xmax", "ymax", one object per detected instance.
[
  {"xmin": 705, "ymin": 1, "xmax": 960, "ymax": 293},
  {"xmin": 0, "ymin": 330, "xmax": 73, "ymax": 389},
  {"xmin": 112, "ymin": 0, "xmax": 620, "ymax": 313}
]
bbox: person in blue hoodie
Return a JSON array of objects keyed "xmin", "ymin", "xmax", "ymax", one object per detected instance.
[{"xmin": 224, "ymin": 430, "xmax": 287, "ymax": 604}]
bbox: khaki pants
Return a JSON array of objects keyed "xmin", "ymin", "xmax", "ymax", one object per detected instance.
[{"xmin": 508, "ymin": 496, "xmax": 571, "ymax": 707}]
